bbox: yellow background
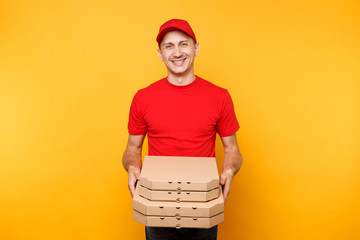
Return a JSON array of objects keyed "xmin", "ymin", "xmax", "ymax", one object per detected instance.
[{"xmin": 0, "ymin": 0, "xmax": 359, "ymax": 239}]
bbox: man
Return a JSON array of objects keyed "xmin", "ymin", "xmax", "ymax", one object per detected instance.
[{"xmin": 123, "ymin": 19, "xmax": 243, "ymax": 240}]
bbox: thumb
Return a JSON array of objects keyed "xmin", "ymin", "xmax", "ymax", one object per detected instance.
[
  {"xmin": 131, "ymin": 167, "xmax": 141, "ymax": 180},
  {"xmin": 135, "ymin": 171, "xmax": 140, "ymax": 180},
  {"xmin": 219, "ymin": 173, "xmax": 226, "ymax": 186}
]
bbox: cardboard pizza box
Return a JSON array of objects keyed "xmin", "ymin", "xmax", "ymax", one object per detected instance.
[
  {"xmin": 138, "ymin": 185, "xmax": 220, "ymax": 202},
  {"xmin": 139, "ymin": 156, "xmax": 219, "ymax": 191},
  {"xmin": 133, "ymin": 210, "xmax": 224, "ymax": 229},
  {"xmin": 133, "ymin": 186, "xmax": 224, "ymax": 217}
]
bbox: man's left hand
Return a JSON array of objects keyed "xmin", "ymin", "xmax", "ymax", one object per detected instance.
[{"xmin": 220, "ymin": 168, "xmax": 235, "ymax": 202}]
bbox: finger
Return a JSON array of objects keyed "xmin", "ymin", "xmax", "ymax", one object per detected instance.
[
  {"xmin": 223, "ymin": 179, "xmax": 232, "ymax": 202},
  {"xmin": 128, "ymin": 174, "xmax": 137, "ymax": 197},
  {"xmin": 130, "ymin": 181, "xmax": 137, "ymax": 197},
  {"xmin": 223, "ymin": 184, "xmax": 229, "ymax": 202},
  {"xmin": 223, "ymin": 180, "xmax": 228, "ymax": 201},
  {"xmin": 129, "ymin": 181, "xmax": 135, "ymax": 197}
]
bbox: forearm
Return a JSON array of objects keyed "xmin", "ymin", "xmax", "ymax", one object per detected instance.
[
  {"xmin": 220, "ymin": 134, "xmax": 242, "ymax": 201},
  {"xmin": 222, "ymin": 142, "xmax": 242, "ymax": 177},
  {"xmin": 122, "ymin": 146, "xmax": 142, "ymax": 172}
]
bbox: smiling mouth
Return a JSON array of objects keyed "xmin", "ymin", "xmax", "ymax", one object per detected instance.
[{"xmin": 171, "ymin": 58, "xmax": 187, "ymax": 66}]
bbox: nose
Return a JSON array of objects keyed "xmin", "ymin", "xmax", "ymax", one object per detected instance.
[{"xmin": 173, "ymin": 46, "xmax": 182, "ymax": 57}]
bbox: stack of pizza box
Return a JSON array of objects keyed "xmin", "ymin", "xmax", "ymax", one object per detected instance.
[{"xmin": 133, "ymin": 156, "xmax": 224, "ymax": 229}]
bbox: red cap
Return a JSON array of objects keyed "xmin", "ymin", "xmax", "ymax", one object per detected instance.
[{"xmin": 156, "ymin": 19, "xmax": 197, "ymax": 45}]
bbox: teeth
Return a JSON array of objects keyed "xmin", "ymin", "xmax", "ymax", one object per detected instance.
[{"xmin": 172, "ymin": 59, "xmax": 186, "ymax": 65}]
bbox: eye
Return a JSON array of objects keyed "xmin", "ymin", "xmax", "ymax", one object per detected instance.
[
  {"xmin": 164, "ymin": 44, "xmax": 173, "ymax": 50},
  {"xmin": 180, "ymin": 42, "xmax": 188, "ymax": 47}
]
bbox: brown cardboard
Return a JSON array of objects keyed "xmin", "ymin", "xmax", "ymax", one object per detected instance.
[
  {"xmin": 133, "ymin": 186, "xmax": 224, "ymax": 217},
  {"xmin": 139, "ymin": 156, "xmax": 219, "ymax": 191},
  {"xmin": 138, "ymin": 185, "xmax": 220, "ymax": 202},
  {"xmin": 133, "ymin": 210, "xmax": 224, "ymax": 229}
]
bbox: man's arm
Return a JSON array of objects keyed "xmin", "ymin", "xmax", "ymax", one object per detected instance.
[
  {"xmin": 122, "ymin": 134, "xmax": 146, "ymax": 197},
  {"xmin": 220, "ymin": 133, "xmax": 243, "ymax": 202}
]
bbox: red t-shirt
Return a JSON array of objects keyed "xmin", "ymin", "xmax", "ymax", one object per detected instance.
[{"xmin": 128, "ymin": 76, "xmax": 239, "ymax": 157}]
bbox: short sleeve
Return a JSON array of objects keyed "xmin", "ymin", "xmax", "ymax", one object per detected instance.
[
  {"xmin": 128, "ymin": 91, "xmax": 147, "ymax": 135},
  {"xmin": 216, "ymin": 90, "xmax": 239, "ymax": 137}
]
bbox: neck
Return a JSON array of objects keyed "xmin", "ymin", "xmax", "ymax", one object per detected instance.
[{"xmin": 167, "ymin": 70, "xmax": 196, "ymax": 86}]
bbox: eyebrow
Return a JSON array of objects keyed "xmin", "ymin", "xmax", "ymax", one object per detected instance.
[{"xmin": 163, "ymin": 40, "xmax": 189, "ymax": 46}]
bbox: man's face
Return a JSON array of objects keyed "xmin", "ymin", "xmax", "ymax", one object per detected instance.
[{"xmin": 157, "ymin": 30, "xmax": 200, "ymax": 76}]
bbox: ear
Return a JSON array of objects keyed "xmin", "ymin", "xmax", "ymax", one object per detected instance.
[
  {"xmin": 195, "ymin": 43, "xmax": 200, "ymax": 56},
  {"xmin": 157, "ymin": 49, "xmax": 164, "ymax": 61}
]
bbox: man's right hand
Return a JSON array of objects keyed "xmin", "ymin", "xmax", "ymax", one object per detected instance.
[{"xmin": 127, "ymin": 166, "xmax": 141, "ymax": 197}]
